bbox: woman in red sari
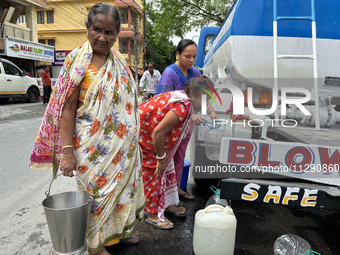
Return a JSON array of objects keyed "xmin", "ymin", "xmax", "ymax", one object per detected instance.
[{"xmin": 139, "ymin": 75, "xmax": 216, "ymax": 229}]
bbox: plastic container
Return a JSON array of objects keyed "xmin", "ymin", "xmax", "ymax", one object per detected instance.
[
  {"xmin": 180, "ymin": 160, "xmax": 191, "ymax": 190},
  {"xmin": 193, "ymin": 205, "xmax": 237, "ymax": 255},
  {"xmin": 204, "ymin": 122, "xmax": 223, "ymax": 161},
  {"xmin": 205, "ymin": 186, "xmax": 228, "ymax": 208},
  {"xmin": 273, "ymin": 234, "xmax": 320, "ymax": 255}
]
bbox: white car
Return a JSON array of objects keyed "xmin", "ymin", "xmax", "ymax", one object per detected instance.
[{"xmin": 0, "ymin": 58, "xmax": 41, "ymax": 103}]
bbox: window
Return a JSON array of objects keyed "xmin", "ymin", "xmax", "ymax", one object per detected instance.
[
  {"xmin": 119, "ymin": 38, "xmax": 129, "ymax": 54},
  {"xmin": 46, "ymin": 11, "xmax": 54, "ymax": 24},
  {"xmin": 204, "ymin": 35, "xmax": 215, "ymax": 55},
  {"xmin": 131, "ymin": 11, "xmax": 137, "ymax": 25},
  {"xmin": 47, "ymin": 39, "xmax": 55, "ymax": 46},
  {"xmin": 3, "ymin": 62, "xmax": 20, "ymax": 76},
  {"xmin": 18, "ymin": 15, "xmax": 26, "ymax": 24},
  {"xmin": 37, "ymin": 11, "xmax": 44, "ymax": 24},
  {"xmin": 120, "ymin": 8, "xmax": 128, "ymax": 24},
  {"xmin": 38, "ymin": 39, "xmax": 46, "ymax": 44}
]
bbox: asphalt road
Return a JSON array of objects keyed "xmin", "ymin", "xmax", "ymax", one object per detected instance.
[{"xmin": 0, "ymin": 99, "xmax": 339, "ymax": 255}]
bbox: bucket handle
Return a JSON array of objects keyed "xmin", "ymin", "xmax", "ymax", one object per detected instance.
[
  {"xmin": 204, "ymin": 204, "xmax": 234, "ymax": 215},
  {"xmin": 45, "ymin": 170, "xmax": 93, "ymax": 202}
]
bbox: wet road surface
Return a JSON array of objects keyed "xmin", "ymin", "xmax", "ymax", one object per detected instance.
[
  {"xmin": 106, "ymin": 182, "xmax": 339, "ymax": 255},
  {"xmin": 1, "ymin": 99, "xmax": 339, "ymax": 255}
]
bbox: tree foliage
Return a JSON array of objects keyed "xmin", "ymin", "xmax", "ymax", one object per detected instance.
[
  {"xmin": 144, "ymin": 19, "xmax": 177, "ymax": 73},
  {"xmin": 142, "ymin": 0, "xmax": 233, "ymax": 72},
  {"xmin": 143, "ymin": 5, "xmax": 177, "ymax": 73},
  {"xmin": 144, "ymin": 0, "xmax": 234, "ymax": 40}
]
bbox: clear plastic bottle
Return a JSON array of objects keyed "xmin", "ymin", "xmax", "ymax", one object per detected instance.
[
  {"xmin": 204, "ymin": 122, "xmax": 223, "ymax": 161},
  {"xmin": 205, "ymin": 186, "xmax": 228, "ymax": 208},
  {"xmin": 273, "ymin": 234, "xmax": 312, "ymax": 255}
]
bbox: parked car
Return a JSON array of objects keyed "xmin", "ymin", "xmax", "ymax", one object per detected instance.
[{"xmin": 0, "ymin": 58, "xmax": 41, "ymax": 103}]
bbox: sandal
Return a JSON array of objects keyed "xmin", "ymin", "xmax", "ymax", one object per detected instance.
[
  {"xmin": 179, "ymin": 192, "xmax": 195, "ymax": 201},
  {"xmin": 165, "ymin": 205, "xmax": 187, "ymax": 217},
  {"xmin": 145, "ymin": 218, "xmax": 174, "ymax": 230},
  {"xmin": 119, "ymin": 234, "xmax": 139, "ymax": 245}
]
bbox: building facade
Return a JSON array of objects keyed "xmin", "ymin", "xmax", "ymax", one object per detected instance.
[
  {"xmin": 35, "ymin": 0, "xmax": 144, "ymax": 78},
  {"xmin": 0, "ymin": 0, "xmax": 53, "ymax": 77}
]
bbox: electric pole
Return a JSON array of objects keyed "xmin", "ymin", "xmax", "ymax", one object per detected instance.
[
  {"xmin": 143, "ymin": 9, "xmax": 146, "ymax": 71},
  {"xmin": 132, "ymin": 17, "xmax": 138, "ymax": 84}
]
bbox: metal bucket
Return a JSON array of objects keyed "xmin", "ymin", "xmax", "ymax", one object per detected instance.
[{"xmin": 42, "ymin": 173, "xmax": 93, "ymax": 255}]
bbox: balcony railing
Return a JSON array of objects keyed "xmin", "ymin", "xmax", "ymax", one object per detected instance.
[{"xmin": 0, "ymin": 22, "xmax": 31, "ymax": 41}]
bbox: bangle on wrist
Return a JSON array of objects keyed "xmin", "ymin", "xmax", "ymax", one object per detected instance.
[
  {"xmin": 62, "ymin": 145, "xmax": 74, "ymax": 149},
  {"xmin": 156, "ymin": 152, "xmax": 166, "ymax": 160}
]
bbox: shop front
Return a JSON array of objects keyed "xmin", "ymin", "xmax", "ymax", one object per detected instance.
[{"xmin": 2, "ymin": 36, "xmax": 54, "ymax": 78}]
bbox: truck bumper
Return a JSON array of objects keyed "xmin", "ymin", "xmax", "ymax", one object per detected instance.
[{"xmin": 220, "ymin": 178, "xmax": 340, "ymax": 210}]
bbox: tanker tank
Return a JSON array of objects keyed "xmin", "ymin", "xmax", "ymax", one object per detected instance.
[{"xmin": 204, "ymin": 0, "xmax": 340, "ymax": 104}]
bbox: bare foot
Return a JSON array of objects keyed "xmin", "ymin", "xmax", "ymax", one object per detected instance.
[
  {"xmin": 148, "ymin": 213, "xmax": 173, "ymax": 228},
  {"xmin": 89, "ymin": 247, "xmax": 110, "ymax": 255},
  {"xmin": 165, "ymin": 205, "xmax": 186, "ymax": 216}
]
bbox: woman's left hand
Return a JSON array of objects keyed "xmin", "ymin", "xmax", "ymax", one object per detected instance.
[
  {"xmin": 155, "ymin": 160, "xmax": 166, "ymax": 178},
  {"xmin": 191, "ymin": 113, "xmax": 208, "ymax": 126},
  {"xmin": 60, "ymin": 149, "xmax": 76, "ymax": 177}
]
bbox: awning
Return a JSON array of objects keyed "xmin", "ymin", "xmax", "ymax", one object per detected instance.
[
  {"xmin": 117, "ymin": 30, "xmax": 143, "ymax": 42},
  {"xmin": 130, "ymin": 66, "xmax": 143, "ymax": 75},
  {"xmin": 118, "ymin": 31, "xmax": 134, "ymax": 38}
]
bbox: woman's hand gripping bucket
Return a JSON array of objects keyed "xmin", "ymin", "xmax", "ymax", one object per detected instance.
[{"xmin": 42, "ymin": 171, "xmax": 93, "ymax": 255}]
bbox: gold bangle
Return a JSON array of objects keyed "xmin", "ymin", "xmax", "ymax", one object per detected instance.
[{"xmin": 62, "ymin": 145, "xmax": 74, "ymax": 149}]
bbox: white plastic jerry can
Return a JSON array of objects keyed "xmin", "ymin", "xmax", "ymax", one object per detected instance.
[{"xmin": 193, "ymin": 205, "xmax": 237, "ymax": 255}]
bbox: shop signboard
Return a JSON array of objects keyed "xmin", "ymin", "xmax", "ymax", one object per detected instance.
[
  {"xmin": 54, "ymin": 50, "xmax": 71, "ymax": 65},
  {"xmin": 5, "ymin": 37, "xmax": 54, "ymax": 62}
]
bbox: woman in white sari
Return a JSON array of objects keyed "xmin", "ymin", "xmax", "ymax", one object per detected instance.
[{"xmin": 29, "ymin": 3, "xmax": 145, "ymax": 254}]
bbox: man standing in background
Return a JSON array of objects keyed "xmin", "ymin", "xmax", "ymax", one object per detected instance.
[
  {"xmin": 42, "ymin": 66, "xmax": 51, "ymax": 105},
  {"xmin": 139, "ymin": 62, "xmax": 161, "ymax": 96}
]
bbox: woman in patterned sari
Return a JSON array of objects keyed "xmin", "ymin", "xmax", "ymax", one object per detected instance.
[
  {"xmin": 139, "ymin": 76, "xmax": 215, "ymax": 229},
  {"xmin": 154, "ymin": 39, "xmax": 218, "ymax": 201},
  {"xmin": 29, "ymin": 4, "xmax": 145, "ymax": 255}
]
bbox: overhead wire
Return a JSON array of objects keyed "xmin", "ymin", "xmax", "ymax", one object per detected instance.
[
  {"xmin": 18, "ymin": 0, "xmax": 145, "ymax": 61},
  {"xmin": 20, "ymin": 10, "xmax": 86, "ymax": 46}
]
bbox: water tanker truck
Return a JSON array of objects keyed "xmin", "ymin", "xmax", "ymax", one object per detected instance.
[{"xmin": 192, "ymin": 0, "xmax": 340, "ymax": 210}]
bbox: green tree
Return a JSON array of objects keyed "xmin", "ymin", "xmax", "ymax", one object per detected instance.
[
  {"xmin": 144, "ymin": 0, "xmax": 233, "ymax": 41},
  {"xmin": 144, "ymin": 12, "xmax": 177, "ymax": 73}
]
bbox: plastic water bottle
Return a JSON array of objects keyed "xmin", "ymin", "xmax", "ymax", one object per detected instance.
[
  {"xmin": 274, "ymin": 234, "xmax": 313, "ymax": 255},
  {"xmin": 204, "ymin": 122, "xmax": 223, "ymax": 161},
  {"xmin": 205, "ymin": 186, "xmax": 228, "ymax": 208}
]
